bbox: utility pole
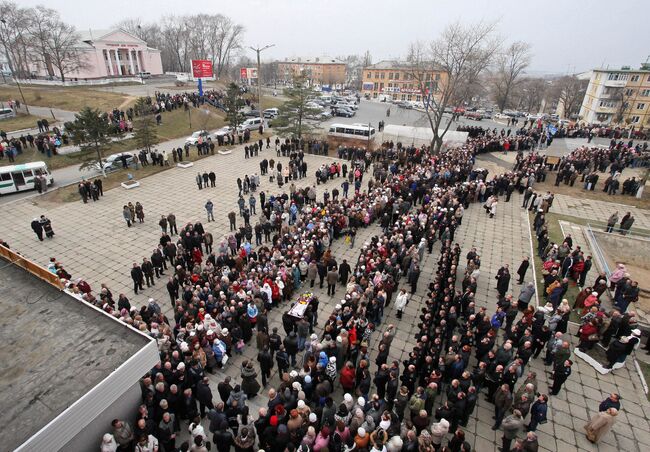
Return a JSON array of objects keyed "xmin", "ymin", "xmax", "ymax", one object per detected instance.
[
  {"xmin": 249, "ymin": 44, "xmax": 275, "ymax": 125},
  {"xmin": 0, "ymin": 18, "xmax": 28, "ymax": 114}
]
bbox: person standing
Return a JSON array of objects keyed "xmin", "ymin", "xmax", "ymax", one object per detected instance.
[
  {"xmin": 249, "ymin": 194, "xmax": 256, "ymax": 215},
  {"xmin": 159, "ymin": 215, "xmax": 168, "ymax": 233},
  {"xmin": 605, "ymin": 212, "xmax": 618, "ymax": 233},
  {"xmin": 142, "ymin": 258, "xmax": 155, "ymax": 287},
  {"xmin": 123, "ymin": 205, "xmax": 133, "ymax": 228},
  {"xmin": 35, "ymin": 214, "xmax": 54, "ymax": 239},
  {"xmin": 135, "ymin": 202, "xmax": 145, "ymax": 223},
  {"xmin": 517, "ymin": 257, "xmax": 530, "ymax": 284},
  {"xmin": 131, "ymin": 263, "xmax": 144, "ymax": 294},
  {"xmin": 501, "ymin": 409, "xmax": 524, "ymax": 452},
  {"xmin": 526, "ymin": 394, "xmax": 548, "ymax": 432},
  {"xmin": 196, "ymin": 172, "xmax": 203, "ymax": 190},
  {"xmin": 257, "ymin": 345, "xmax": 273, "ymax": 387},
  {"xmin": 167, "ymin": 213, "xmax": 178, "ymax": 235},
  {"xmin": 205, "ymin": 200, "xmax": 215, "ymax": 222},
  {"xmin": 584, "ymin": 408, "xmax": 618, "ymax": 443},
  {"xmin": 31, "ymin": 218, "xmax": 44, "ymax": 241},
  {"xmin": 496, "ymin": 264, "xmax": 511, "ymax": 297},
  {"xmin": 228, "ymin": 211, "xmax": 237, "ymax": 231},
  {"xmin": 492, "ymin": 384, "xmax": 513, "ymax": 430},
  {"xmin": 549, "ymin": 359, "xmax": 572, "ymax": 395},
  {"xmin": 326, "ymin": 266, "xmax": 338, "ymax": 296}
]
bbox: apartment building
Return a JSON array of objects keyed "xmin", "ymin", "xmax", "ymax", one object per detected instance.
[{"xmin": 579, "ymin": 64, "xmax": 650, "ymax": 127}]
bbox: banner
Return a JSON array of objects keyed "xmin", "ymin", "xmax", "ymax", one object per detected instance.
[
  {"xmin": 191, "ymin": 60, "xmax": 213, "ymax": 78},
  {"xmin": 240, "ymin": 68, "xmax": 248, "ymax": 79}
]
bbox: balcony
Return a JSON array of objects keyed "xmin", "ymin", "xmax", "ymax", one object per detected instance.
[{"xmin": 603, "ymin": 79, "xmax": 627, "ymax": 88}]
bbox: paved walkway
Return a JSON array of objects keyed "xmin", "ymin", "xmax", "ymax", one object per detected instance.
[
  {"xmin": 4, "ymin": 149, "xmax": 650, "ymax": 451},
  {"xmin": 552, "ymin": 195, "xmax": 650, "ymax": 230}
]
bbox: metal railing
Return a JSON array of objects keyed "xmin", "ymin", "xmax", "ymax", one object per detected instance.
[{"xmin": 585, "ymin": 224, "xmax": 612, "ymax": 278}]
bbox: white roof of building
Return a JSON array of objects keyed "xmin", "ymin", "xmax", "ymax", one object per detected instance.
[
  {"xmin": 379, "ymin": 124, "xmax": 468, "ymax": 147},
  {"xmin": 282, "ymin": 56, "xmax": 344, "ymax": 65}
]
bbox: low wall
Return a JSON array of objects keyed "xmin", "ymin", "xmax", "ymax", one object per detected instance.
[
  {"xmin": 14, "ymin": 78, "xmax": 144, "ymax": 87},
  {"xmin": 0, "ymin": 245, "xmax": 63, "ymax": 289}
]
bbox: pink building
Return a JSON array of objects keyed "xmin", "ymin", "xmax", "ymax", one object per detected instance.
[{"xmin": 30, "ymin": 29, "xmax": 163, "ymax": 80}]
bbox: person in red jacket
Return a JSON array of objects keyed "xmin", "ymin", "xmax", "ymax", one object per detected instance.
[
  {"xmin": 578, "ymin": 320, "xmax": 599, "ymax": 352},
  {"xmin": 340, "ymin": 361, "xmax": 356, "ymax": 392}
]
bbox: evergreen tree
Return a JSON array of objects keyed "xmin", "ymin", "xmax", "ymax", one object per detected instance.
[
  {"xmin": 133, "ymin": 97, "xmax": 159, "ymax": 152},
  {"xmin": 273, "ymin": 76, "xmax": 326, "ymax": 139},
  {"xmin": 223, "ymin": 82, "xmax": 246, "ymax": 131},
  {"xmin": 65, "ymin": 107, "xmax": 120, "ymax": 177}
]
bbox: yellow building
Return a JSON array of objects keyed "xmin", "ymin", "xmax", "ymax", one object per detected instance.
[
  {"xmin": 579, "ymin": 64, "xmax": 650, "ymax": 128},
  {"xmin": 361, "ymin": 60, "xmax": 447, "ymax": 103},
  {"xmin": 277, "ymin": 56, "xmax": 346, "ymax": 86}
]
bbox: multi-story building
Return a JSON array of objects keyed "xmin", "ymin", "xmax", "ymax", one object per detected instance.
[
  {"xmin": 361, "ymin": 60, "xmax": 447, "ymax": 103},
  {"xmin": 579, "ymin": 64, "xmax": 650, "ymax": 127},
  {"xmin": 277, "ymin": 56, "xmax": 346, "ymax": 86}
]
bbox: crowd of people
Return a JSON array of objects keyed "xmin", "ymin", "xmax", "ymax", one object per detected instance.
[
  {"xmin": 15, "ymin": 127, "xmax": 643, "ymax": 452},
  {"xmin": 554, "ymin": 143, "xmax": 649, "ymax": 197}
]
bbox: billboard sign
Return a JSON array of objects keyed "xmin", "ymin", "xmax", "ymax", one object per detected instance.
[
  {"xmin": 240, "ymin": 68, "xmax": 248, "ymax": 79},
  {"xmin": 191, "ymin": 59, "xmax": 213, "ymax": 78}
]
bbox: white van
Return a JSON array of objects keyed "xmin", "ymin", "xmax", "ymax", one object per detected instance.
[
  {"xmin": 263, "ymin": 108, "xmax": 279, "ymax": 118},
  {"xmin": 238, "ymin": 117, "xmax": 263, "ymax": 132},
  {"xmin": 0, "ymin": 161, "xmax": 53, "ymax": 194},
  {"xmin": 138, "ymin": 72, "xmax": 152, "ymax": 79}
]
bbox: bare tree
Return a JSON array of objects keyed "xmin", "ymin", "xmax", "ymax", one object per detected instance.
[
  {"xmin": 0, "ymin": 1, "xmax": 33, "ymax": 78},
  {"xmin": 614, "ymin": 88, "xmax": 634, "ymax": 125},
  {"xmin": 409, "ymin": 21, "xmax": 500, "ymax": 151},
  {"xmin": 548, "ymin": 75, "xmax": 587, "ymax": 119},
  {"xmin": 45, "ymin": 21, "xmax": 87, "ymax": 82},
  {"xmin": 511, "ymin": 77, "xmax": 547, "ymax": 113},
  {"xmin": 493, "ymin": 41, "xmax": 531, "ymax": 112}
]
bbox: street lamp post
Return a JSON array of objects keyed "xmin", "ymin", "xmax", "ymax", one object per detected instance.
[
  {"xmin": 0, "ymin": 18, "xmax": 29, "ymax": 114},
  {"xmin": 249, "ymin": 44, "xmax": 275, "ymax": 125}
]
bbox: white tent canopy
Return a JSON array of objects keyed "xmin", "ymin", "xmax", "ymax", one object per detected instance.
[{"xmin": 378, "ymin": 124, "xmax": 468, "ymax": 147}]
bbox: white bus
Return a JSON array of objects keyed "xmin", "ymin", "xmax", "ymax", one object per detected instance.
[
  {"xmin": 0, "ymin": 161, "xmax": 53, "ymax": 194},
  {"xmin": 328, "ymin": 123, "xmax": 376, "ymax": 140}
]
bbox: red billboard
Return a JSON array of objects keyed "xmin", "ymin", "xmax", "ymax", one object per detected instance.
[
  {"xmin": 240, "ymin": 68, "xmax": 248, "ymax": 79},
  {"xmin": 191, "ymin": 59, "xmax": 213, "ymax": 78}
]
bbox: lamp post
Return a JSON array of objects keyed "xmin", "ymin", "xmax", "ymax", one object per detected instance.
[
  {"xmin": 248, "ymin": 44, "xmax": 275, "ymax": 125},
  {"xmin": 0, "ymin": 18, "xmax": 28, "ymax": 114}
]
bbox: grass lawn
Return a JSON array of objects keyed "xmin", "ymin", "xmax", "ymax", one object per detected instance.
[
  {"xmin": 0, "ymin": 113, "xmax": 47, "ymax": 132},
  {"xmin": 0, "ymin": 86, "xmax": 129, "ymax": 112},
  {"xmin": 259, "ymin": 95, "xmax": 284, "ymax": 110},
  {"xmin": 5, "ymin": 107, "xmax": 227, "ymax": 171},
  {"xmin": 528, "ymin": 211, "xmax": 581, "ymax": 319}
]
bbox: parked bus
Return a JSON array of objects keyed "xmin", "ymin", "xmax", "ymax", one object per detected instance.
[
  {"xmin": 0, "ymin": 161, "xmax": 53, "ymax": 194},
  {"xmin": 327, "ymin": 123, "xmax": 376, "ymax": 140}
]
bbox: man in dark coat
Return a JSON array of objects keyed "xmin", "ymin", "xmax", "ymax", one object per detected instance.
[
  {"xmin": 338, "ymin": 259, "xmax": 351, "ymax": 285},
  {"xmin": 257, "ymin": 346, "xmax": 273, "ymax": 387},
  {"xmin": 516, "ymin": 257, "xmax": 529, "ymax": 284},
  {"xmin": 141, "ymin": 258, "xmax": 155, "ymax": 287},
  {"xmin": 131, "ymin": 263, "xmax": 144, "ymax": 294},
  {"xmin": 217, "ymin": 376, "xmax": 233, "ymax": 403},
  {"xmin": 496, "ymin": 264, "xmax": 511, "ymax": 297},
  {"xmin": 196, "ymin": 377, "xmax": 214, "ymax": 417},
  {"xmin": 31, "ymin": 218, "xmax": 44, "ymax": 241}
]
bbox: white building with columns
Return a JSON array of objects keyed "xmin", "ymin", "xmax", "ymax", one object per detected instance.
[{"xmin": 29, "ymin": 28, "xmax": 163, "ymax": 80}]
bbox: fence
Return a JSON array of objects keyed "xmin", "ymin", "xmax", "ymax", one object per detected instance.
[
  {"xmin": 0, "ymin": 244, "xmax": 63, "ymax": 289},
  {"xmin": 585, "ymin": 224, "xmax": 612, "ymax": 278},
  {"xmin": 14, "ymin": 77, "xmax": 144, "ymax": 87}
]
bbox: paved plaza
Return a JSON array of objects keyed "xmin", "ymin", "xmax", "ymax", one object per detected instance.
[{"xmin": 3, "ymin": 146, "xmax": 650, "ymax": 451}]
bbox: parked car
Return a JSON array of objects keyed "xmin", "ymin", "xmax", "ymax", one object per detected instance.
[
  {"xmin": 465, "ymin": 111, "xmax": 483, "ymax": 120},
  {"xmin": 214, "ymin": 126, "xmax": 233, "ymax": 137},
  {"xmin": 244, "ymin": 110, "xmax": 261, "ymax": 117},
  {"xmin": 263, "ymin": 108, "xmax": 279, "ymax": 118},
  {"xmin": 333, "ymin": 107, "xmax": 354, "ymax": 117},
  {"xmin": 95, "ymin": 152, "xmax": 135, "ymax": 173},
  {"xmin": 494, "ymin": 113, "xmax": 510, "ymax": 120},
  {"xmin": 237, "ymin": 117, "xmax": 264, "ymax": 132},
  {"xmin": 185, "ymin": 130, "xmax": 213, "ymax": 146}
]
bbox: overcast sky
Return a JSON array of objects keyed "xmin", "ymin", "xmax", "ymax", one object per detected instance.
[{"xmin": 19, "ymin": 0, "xmax": 650, "ymax": 74}]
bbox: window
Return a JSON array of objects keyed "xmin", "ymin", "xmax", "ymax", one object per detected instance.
[
  {"xmin": 22, "ymin": 170, "xmax": 33, "ymax": 177},
  {"xmin": 379, "ymin": 83, "xmax": 384, "ymax": 90},
  {"xmin": 0, "ymin": 173, "xmax": 11, "ymax": 181},
  {"xmin": 373, "ymin": 82, "xmax": 378, "ymax": 90},
  {"xmin": 380, "ymin": 72, "xmax": 385, "ymax": 79},
  {"xmin": 631, "ymin": 116, "xmax": 640, "ymax": 123},
  {"xmin": 344, "ymin": 128, "xmax": 354, "ymax": 135},
  {"xmin": 599, "ymin": 100, "xmax": 615, "ymax": 108},
  {"xmin": 624, "ymin": 88, "xmax": 634, "ymax": 96},
  {"xmin": 367, "ymin": 72, "xmax": 371, "ymax": 78},
  {"xmin": 374, "ymin": 72, "xmax": 379, "ymax": 78},
  {"xmin": 388, "ymin": 83, "xmax": 392, "ymax": 88},
  {"xmin": 394, "ymin": 72, "xmax": 399, "ymax": 80},
  {"xmin": 637, "ymin": 103, "xmax": 646, "ymax": 110},
  {"xmin": 641, "ymin": 89, "xmax": 650, "ymax": 97},
  {"xmin": 388, "ymin": 72, "xmax": 393, "ymax": 80},
  {"xmin": 401, "ymin": 94, "xmax": 406, "ymax": 101},
  {"xmin": 416, "ymin": 95, "xmax": 421, "ymax": 102},
  {"xmin": 631, "ymin": 75, "xmax": 640, "ymax": 82},
  {"xmin": 607, "ymin": 73, "xmax": 629, "ymax": 81}
]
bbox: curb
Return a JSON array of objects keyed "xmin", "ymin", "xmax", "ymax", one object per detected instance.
[{"xmin": 634, "ymin": 359, "xmax": 649, "ymax": 395}]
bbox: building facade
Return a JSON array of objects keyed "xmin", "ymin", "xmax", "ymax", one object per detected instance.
[
  {"xmin": 28, "ymin": 29, "xmax": 163, "ymax": 80},
  {"xmin": 361, "ymin": 60, "xmax": 447, "ymax": 103},
  {"xmin": 277, "ymin": 57, "xmax": 346, "ymax": 86},
  {"xmin": 578, "ymin": 64, "xmax": 650, "ymax": 127}
]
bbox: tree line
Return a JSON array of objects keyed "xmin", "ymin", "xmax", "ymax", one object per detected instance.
[{"xmin": 115, "ymin": 15, "xmax": 244, "ymax": 78}]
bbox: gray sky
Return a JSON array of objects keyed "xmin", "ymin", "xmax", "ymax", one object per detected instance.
[{"xmin": 19, "ymin": 0, "xmax": 650, "ymax": 74}]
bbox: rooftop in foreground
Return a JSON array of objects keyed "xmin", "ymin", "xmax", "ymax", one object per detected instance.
[{"xmin": 0, "ymin": 256, "xmax": 150, "ymax": 451}]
